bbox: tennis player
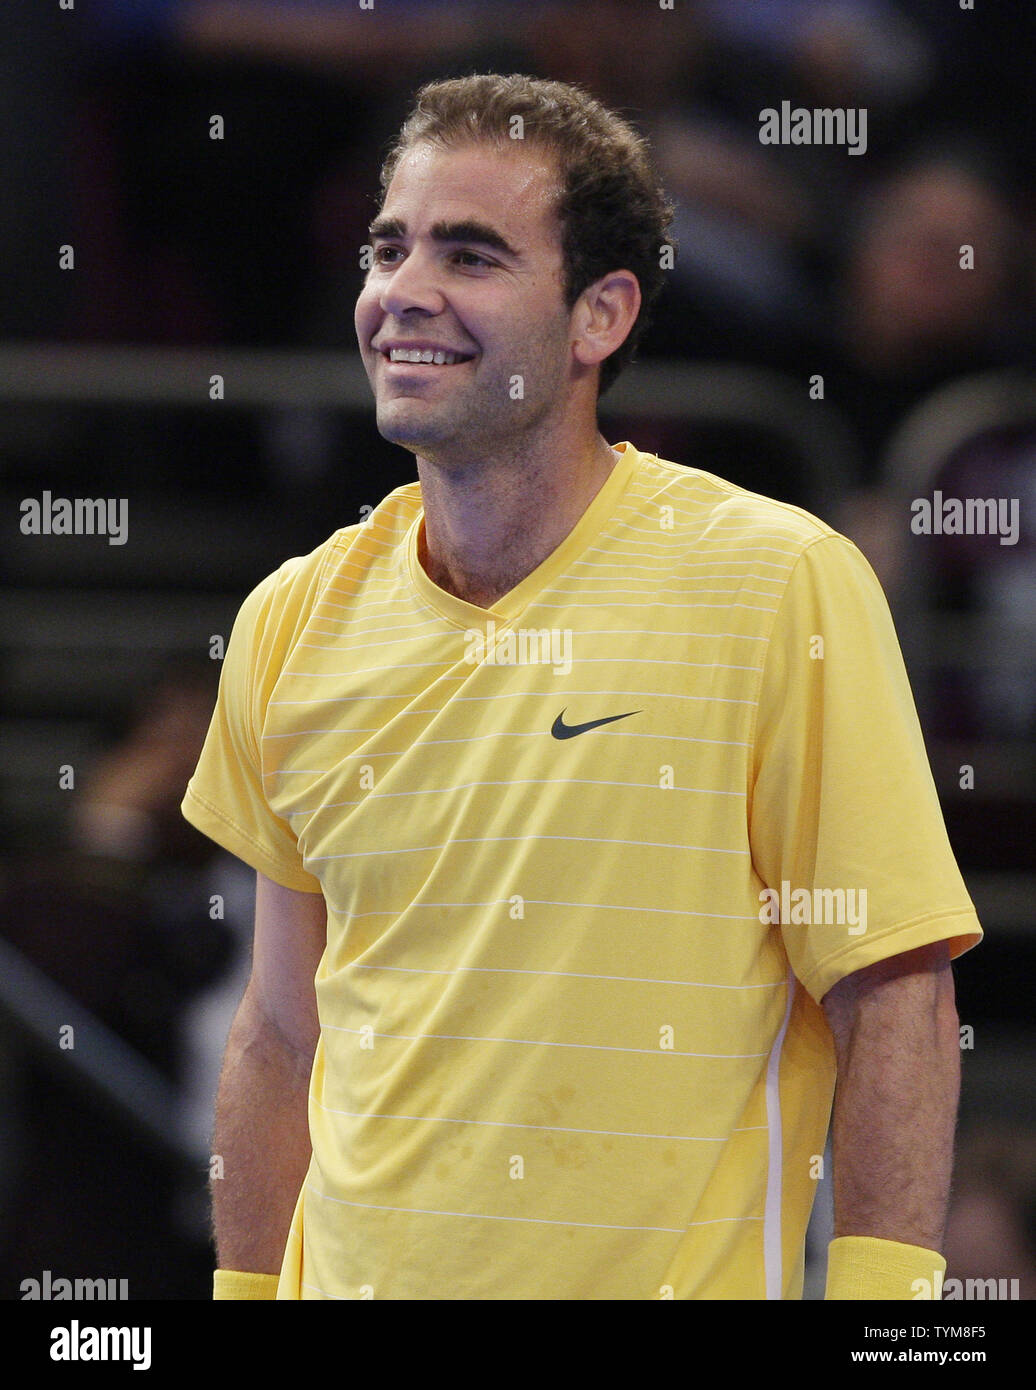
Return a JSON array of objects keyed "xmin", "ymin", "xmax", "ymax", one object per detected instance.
[{"xmin": 182, "ymin": 73, "xmax": 982, "ymax": 1300}]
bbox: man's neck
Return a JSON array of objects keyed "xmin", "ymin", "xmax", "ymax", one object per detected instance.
[{"xmin": 416, "ymin": 433, "xmax": 620, "ymax": 610}]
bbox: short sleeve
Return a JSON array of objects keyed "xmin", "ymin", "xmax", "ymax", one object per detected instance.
[
  {"xmin": 749, "ymin": 533, "xmax": 982, "ymax": 1004},
  {"xmin": 181, "ymin": 569, "xmax": 323, "ymax": 894}
]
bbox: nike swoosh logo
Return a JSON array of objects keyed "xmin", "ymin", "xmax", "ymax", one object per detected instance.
[{"xmin": 551, "ymin": 708, "xmax": 641, "ymax": 739}]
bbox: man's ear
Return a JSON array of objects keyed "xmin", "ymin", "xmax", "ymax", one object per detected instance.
[{"xmin": 571, "ymin": 270, "xmax": 641, "ymax": 370}]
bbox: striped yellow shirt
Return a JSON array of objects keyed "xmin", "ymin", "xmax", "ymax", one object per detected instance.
[{"xmin": 183, "ymin": 440, "xmax": 981, "ymax": 1299}]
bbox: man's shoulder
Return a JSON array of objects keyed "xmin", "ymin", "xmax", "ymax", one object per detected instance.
[
  {"xmin": 634, "ymin": 451, "xmax": 838, "ymax": 554},
  {"xmin": 240, "ymin": 480, "xmax": 424, "ymax": 629}
]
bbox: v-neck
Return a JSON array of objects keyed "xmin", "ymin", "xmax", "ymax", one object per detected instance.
[{"xmin": 405, "ymin": 442, "xmax": 639, "ymax": 629}]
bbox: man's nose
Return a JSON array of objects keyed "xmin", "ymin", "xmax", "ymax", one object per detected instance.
[{"xmin": 379, "ymin": 248, "xmax": 445, "ymax": 317}]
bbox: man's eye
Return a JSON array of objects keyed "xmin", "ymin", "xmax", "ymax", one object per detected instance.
[{"xmin": 370, "ymin": 247, "xmax": 490, "ymax": 268}]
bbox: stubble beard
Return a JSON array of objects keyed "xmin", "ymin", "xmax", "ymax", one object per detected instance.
[{"xmin": 376, "ymin": 365, "xmax": 538, "ymax": 471}]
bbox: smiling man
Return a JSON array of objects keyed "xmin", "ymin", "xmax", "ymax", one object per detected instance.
[
  {"xmin": 183, "ymin": 73, "xmax": 982, "ymax": 1300},
  {"xmin": 358, "ymin": 132, "xmax": 640, "ymax": 611}
]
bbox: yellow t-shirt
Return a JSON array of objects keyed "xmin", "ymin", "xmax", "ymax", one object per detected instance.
[{"xmin": 182, "ymin": 441, "xmax": 981, "ymax": 1299}]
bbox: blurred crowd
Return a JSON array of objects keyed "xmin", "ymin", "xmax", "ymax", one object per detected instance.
[{"xmin": 4, "ymin": 1, "xmax": 1033, "ymax": 476}]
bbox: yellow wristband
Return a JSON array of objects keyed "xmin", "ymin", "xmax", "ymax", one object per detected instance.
[
  {"xmin": 825, "ymin": 1236, "xmax": 947, "ymax": 1300},
  {"xmin": 213, "ymin": 1268, "xmax": 280, "ymax": 1300}
]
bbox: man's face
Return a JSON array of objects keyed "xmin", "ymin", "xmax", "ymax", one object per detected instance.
[{"xmin": 355, "ymin": 140, "xmax": 583, "ymax": 466}]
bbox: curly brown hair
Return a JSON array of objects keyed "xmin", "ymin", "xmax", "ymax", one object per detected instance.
[{"xmin": 376, "ymin": 73, "xmax": 676, "ymax": 397}]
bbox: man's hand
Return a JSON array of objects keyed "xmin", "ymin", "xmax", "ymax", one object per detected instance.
[{"xmin": 822, "ymin": 940, "xmax": 960, "ymax": 1251}]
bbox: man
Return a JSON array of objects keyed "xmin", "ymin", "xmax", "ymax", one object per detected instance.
[{"xmin": 182, "ymin": 73, "xmax": 981, "ymax": 1300}]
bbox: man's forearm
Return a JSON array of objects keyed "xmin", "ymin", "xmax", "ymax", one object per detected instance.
[
  {"xmin": 211, "ymin": 984, "xmax": 314, "ymax": 1274},
  {"xmin": 827, "ymin": 949, "xmax": 960, "ymax": 1250}
]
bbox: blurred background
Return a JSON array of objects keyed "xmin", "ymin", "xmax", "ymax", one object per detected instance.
[{"xmin": 0, "ymin": 0, "xmax": 1032, "ymax": 1300}]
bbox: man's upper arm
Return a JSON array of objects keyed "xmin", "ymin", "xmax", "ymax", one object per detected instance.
[
  {"xmin": 181, "ymin": 561, "xmax": 326, "ymax": 895},
  {"xmin": 249, "ymin": 871, "xmax": 327, "ymax": 1058},
  {"xmin": 821, "ymin": 940, "xmax": 957, "ymax": 1061},
  {"xmin": 749, "ymin": 533, "xmax": 982, "ymax": 1004}
]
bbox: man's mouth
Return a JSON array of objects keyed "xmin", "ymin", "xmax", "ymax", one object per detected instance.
[{"xmin": 382, "ymin": 346, "xmax": 475, "ymax": 366}]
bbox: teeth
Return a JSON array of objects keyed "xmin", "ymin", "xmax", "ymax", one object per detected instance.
[{"xmin": 388, "ymin": 347, "xmax": 465, "ymax": 364}]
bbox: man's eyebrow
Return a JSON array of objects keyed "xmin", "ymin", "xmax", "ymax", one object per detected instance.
[
  {"xmin": 430, "ymin": 220, "xmax": 521, "ymax": 258},
  {"xmin": 367, "ymin": 215, "xmax": 405, "ymax": 242},
  {"xmin": 367, "ymin": 216, "xmax": 520, "ymax": 259}
]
